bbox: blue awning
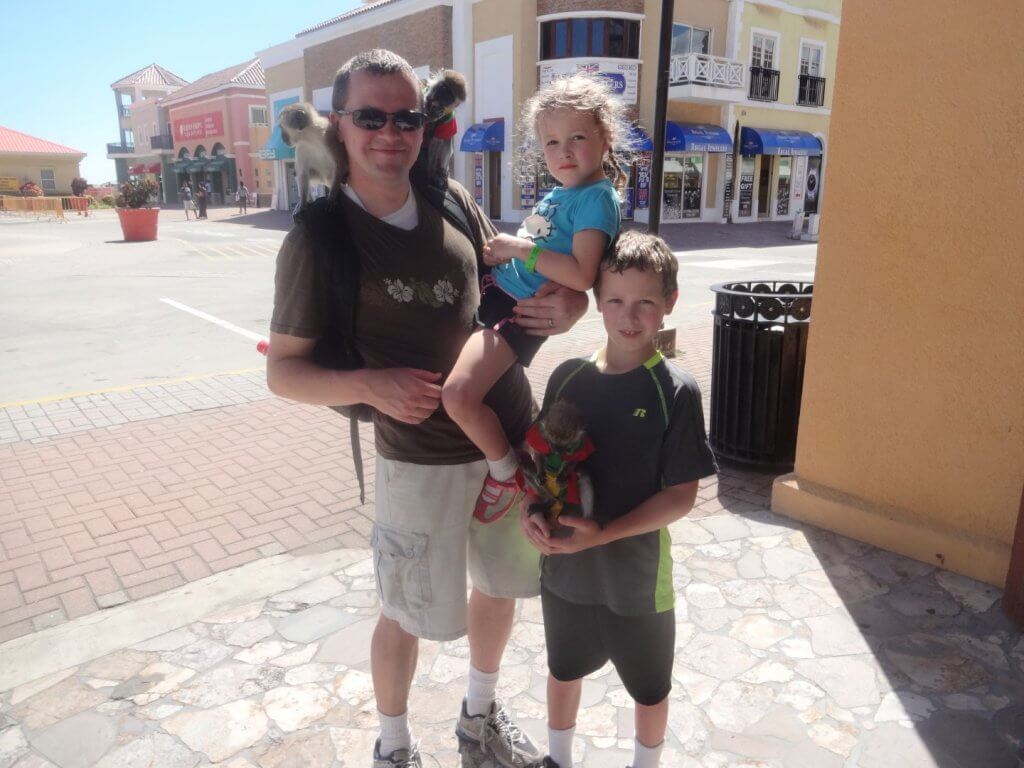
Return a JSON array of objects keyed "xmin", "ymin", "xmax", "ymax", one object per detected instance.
[
  {"xmin": 665, "ymin": 122, "xmax": 733, "ymax": 153},
  {"xmin": 626, "ymin": 125, "xmax": 653, "ymax": 151},
  {"xmin": 740, "ymin": 127, "xmax": 822, "ymax": 156},
  {"xmin": 460, "ymin": 121, "xmax": 504, "ymax": 152},
  {"xmin": 260, "ymin": 125, "xmax": 295, "ymax": 161}
]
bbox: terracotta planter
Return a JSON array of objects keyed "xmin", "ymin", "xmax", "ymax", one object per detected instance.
[{"xmin": 116, "ymin": 207, "xmax": 159, "ymax": 242}]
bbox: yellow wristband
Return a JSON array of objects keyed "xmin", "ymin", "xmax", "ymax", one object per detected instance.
[{"xmin": 525, "ymin": 244, "xmax": 542, "ymax": 273}]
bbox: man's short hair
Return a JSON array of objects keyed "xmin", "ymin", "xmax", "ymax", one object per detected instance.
[
  {"xmin": 331, "ymin": 49, "xmax": 422, "ymax": 112},
  {"xmin": 594, "ymin": 230, "xmax": 679, "ymax": 299}
]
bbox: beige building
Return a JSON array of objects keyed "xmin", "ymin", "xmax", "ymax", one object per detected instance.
[
  {"xmin": 771, "ymin": 0, "xmax": 1024, "ymax": 595},
  {"xmin": 257, "ymin": 0, "xmax": 839, "ymax": 223},
  {"xmin": 0, "ymin": 125, "xmax": 85, "ymax": 196},
  {"xmin": 107, "ymin": 64, "xmax": 189, "ymax": 203}
]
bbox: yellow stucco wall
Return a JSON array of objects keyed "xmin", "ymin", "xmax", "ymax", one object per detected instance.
[
  {"xmin": 771, "ymin": 0, "xmax": 1024, "ymax": 586},
  {"xmin": 264, "ymin": 58, "xmax": 305, "ymax": 102},
  {"xmin": 740, "ymin": 1, "xmax": 841, "ymax": 109},
  {"xmin": 0, "ymin": 156, "xmax": 83, "ymax": 195}
]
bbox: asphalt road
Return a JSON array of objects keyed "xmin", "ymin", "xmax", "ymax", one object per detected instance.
[{"xmin": 0, "ymin": 208, "xmax": 815, "ymax": 405}]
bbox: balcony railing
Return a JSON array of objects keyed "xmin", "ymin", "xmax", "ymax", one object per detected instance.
[
  {"xmin": 669, "ymin": 53, "xmax": 745, "ymax": 90},
  {"xmin": 150, "ymin": 134, "xmax": 174, "ymax": 150},
  {"xmin": 748, "ymin": 66, "xmax": 780, "ymax": 102},
  {"xmin": 106, "ymin": 142, "xmax": 135, "ymax": 154},
  {"xmin": 797, "ymin": 73, "xmax": 826, "ymax": 107},
  {"xmin": 118, "ymin": 106, "xmax": 130, "ymax": 118}
]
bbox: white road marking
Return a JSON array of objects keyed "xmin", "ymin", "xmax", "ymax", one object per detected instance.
[
  {"xmin": 160, "ymin": 298, "xmax": 265, "ymax": 341},
  {"xmin": 686, "ymin": 258, "xmax": 785, "ymax": 270}
]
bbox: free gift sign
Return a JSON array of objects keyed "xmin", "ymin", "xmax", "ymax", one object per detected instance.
[{"xmin": 173, "ymin": 112, "xmax": 225, "ymax": 142}]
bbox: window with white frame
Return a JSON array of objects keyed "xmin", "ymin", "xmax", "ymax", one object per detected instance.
[
  {"xmin": 40, "ymin": 169, "xmax": 56, "ymax": 193},
  {"xmin": 249, "ymin": 105, "xmax": 269, "ymax": 126},
  {"xmin": 752, "ymin": 33, "xmax": 777, "ymax": 70},
  {"xmin": 672, "ymin": 24, "xmax": 711, "ymax": 56},
  {"xmin": 800, "ymin": 43, "xmax": 824, "ymax": 76}
]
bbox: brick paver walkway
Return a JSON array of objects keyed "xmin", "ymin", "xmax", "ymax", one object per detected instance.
[{"xmin": 0, "ymin": 320, "xmax": 776, "ymax": 643}]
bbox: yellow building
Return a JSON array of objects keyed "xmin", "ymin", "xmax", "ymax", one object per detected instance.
[
  {"xmin": 771, "ymin": 0, "xmax": 1024, "ymax": 590},
  {"xmin": 0, "ymin": 125, "xmax": 86, "ymax": 196},
  {"xmin": 255, "ymin": 0, "xmax": 840, "ymax": 221}
]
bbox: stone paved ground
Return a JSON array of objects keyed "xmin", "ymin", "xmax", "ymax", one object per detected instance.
[
  {"xmin": 0, "ymin": 506, "xmax": 1021, "ymax": 767},
  {"xmin": 0, "ymin": 320, "xmax": 741, "ymax": 644}
]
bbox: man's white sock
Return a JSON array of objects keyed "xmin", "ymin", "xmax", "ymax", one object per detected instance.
[
  {"xmin": 633, "ymin": 739, "xmax": 664, "ymax": 768},
  {"xmin": 486, "ymin": 448, "xmax": 518, "ymax": 483},
  {"xmin": 466, "ymin": 665, "xmax": 500, "ymax": 717},
  {"xmin": 547, "ymin": 725, "xmax": 575, "ymax": 768},
  {"xmin": 378, "ymin": 710, "xmax": 413, "ymax": 757}
]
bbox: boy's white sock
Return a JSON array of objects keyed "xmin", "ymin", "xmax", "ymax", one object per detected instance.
[
  {"xmin": 486, "ymin": 448, "xmax": 518, "ymax": 483},
  {"xmin": 632, "ymin": 739, "xmax": 664, "ymax": 768},
  {"xmin": 547, "ymin": 725, "xmax": 575, "ymax": 768},
  {"xmin": 466, "ymin": 665, "xmax": 500, "ymax": 717},
  {"xmin": 377, "ymin": 710, "xmax": 413, "ymax": 757}
]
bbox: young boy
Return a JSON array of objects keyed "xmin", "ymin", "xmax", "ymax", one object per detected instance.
[{"xmin": 520, "ymin": 230, "xmax": 717, "ymax": 768}]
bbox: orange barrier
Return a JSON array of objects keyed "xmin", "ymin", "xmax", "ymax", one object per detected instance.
[{"xmin": 0, "ymin": 196, "xmax": 91, "ymax": 219}]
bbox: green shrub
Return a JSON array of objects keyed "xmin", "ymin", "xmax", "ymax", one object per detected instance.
[{"xmin": 115, "ymin": 179, "xmax": 159, "ymax": 208}]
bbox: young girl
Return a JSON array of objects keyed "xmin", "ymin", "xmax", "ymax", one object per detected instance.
[{"xmin": 442, "ymin": 74, "xmax": 626, "ymax": 522}]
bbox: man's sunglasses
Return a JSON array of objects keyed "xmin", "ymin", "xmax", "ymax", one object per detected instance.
[{"xmin": 335, "ymin": 108, "xmax": 426, "ymax": 132}]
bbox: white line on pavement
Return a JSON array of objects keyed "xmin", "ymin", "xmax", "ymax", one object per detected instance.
[{"xmin": 160, "ymin": 298, "xmax": 265, "ymax": 342}]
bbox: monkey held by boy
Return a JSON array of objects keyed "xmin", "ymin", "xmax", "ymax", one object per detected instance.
[{"xmin": 517, "ymin": 399, "xmax": 596, "ymax": 538}]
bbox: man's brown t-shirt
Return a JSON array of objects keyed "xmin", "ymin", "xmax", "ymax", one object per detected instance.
[{"xmin": 270, "ymin": 182, "xmax": 534, "ymax": 464}]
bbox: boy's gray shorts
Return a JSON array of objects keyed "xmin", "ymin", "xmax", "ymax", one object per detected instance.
[{"xmin": 372, "ymin": 455, "xmax": 540, "ymax": 642}]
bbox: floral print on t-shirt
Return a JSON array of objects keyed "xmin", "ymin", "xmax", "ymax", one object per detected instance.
[{"xmin": 383, "ymin": 276, "xmax": 461, "ymax": 308}]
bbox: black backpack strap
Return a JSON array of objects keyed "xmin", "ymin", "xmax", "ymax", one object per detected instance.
[{"xmin": 297, "ymin": 198, "xmax": 368, "ymax": 506}]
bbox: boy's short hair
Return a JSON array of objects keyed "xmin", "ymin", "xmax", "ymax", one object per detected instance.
[{"xmin": 594, "ymin": 230, "xmax": 678, "ymax": 299}]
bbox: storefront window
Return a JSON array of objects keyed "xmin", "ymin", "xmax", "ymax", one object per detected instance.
[
  {"xmin": 683, "ymin": 155, "xmax": 703, "ymax": 218},
  {"xmin": 541, "ymin": 17, "xmax": 640, "ymax": 60},
  {"xmin": 776, "ymin": 157, "xmax": 791, "ymax": 216},
  {"xmin": 662, "ymin": 157, "xmax": 684, "ymax": 221}
]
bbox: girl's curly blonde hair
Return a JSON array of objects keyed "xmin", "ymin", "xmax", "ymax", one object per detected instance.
[{"xmin": 519, "ymin": 73, "xmax": 633, "ymax": 193}]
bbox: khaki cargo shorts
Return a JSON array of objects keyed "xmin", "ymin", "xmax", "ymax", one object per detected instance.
[{"xmin": 372, "ymin": 456, "xmax": 540, "ymax": 642}]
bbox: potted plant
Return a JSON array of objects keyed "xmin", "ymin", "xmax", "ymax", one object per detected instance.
[{"xmin": 115, "ymin": 178, "xmax": 160, "ymax": 241}]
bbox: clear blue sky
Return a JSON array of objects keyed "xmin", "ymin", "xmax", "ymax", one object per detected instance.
[{"xmin": 0, "ymin": 1, "xmax": 363, "ymax": 184}]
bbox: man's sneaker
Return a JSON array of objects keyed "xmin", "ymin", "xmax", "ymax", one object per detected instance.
[
  {"xmin": 372, "ymin": 738, "xmax": 423, "ymax": 768},
  {"xmin": 472, "ymin": 475, "xmax": 523, "ymax": 524},
  {"xmin": 455, "ymin": 698, "xmax": 544, "ymax": 767}
]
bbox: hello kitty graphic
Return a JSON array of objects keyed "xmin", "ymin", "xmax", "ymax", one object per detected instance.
[{"xmin": 520, "ymin": 201, "xmax": 557, "ymax": 242}]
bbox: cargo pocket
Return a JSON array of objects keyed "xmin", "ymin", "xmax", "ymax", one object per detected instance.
[{"xmin": 371, "ymin": 522, "xmax": 432, "ymax": 611}]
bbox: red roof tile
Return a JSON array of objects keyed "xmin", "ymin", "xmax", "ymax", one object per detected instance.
[
  {"xmin": 0, "ymin": 125, "xmax": 86, "ymax": 156},
  {"xmin": 297, "ymin": 0, "xmax": 402, "ymax": 36},
  {"xmin": 160, "ymin": 60, "xmax": 265, "ymax": 106},
  {"xmin": 111, "ymin": 63, "xmax": 189, "ymax": 89}
]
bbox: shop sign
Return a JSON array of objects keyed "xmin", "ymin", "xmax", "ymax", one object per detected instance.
[
  {"xmin": 0, "ymin": 176, "xmax": 19, "ymax": 193},
  {"xmin": 635, "ymin": 153, "xmax": 651, "ymax": 209},
  {"xmin": 738, "ymin": 157, "xmax": 755, "ymax": 217},
  {"xmin": 473, "ymin": 153, "xmax": 484, "ymax": 206},
  {"xmin": 173, "ymin": 112, "xmax": 225, "ymax": 142},
  {"xmin": 539, "ymin": 60, "xmax": 639, "ymax": 104},
  {"xmin": 520, "ymin": 179, "xmax": 535, "ymax": 210}
]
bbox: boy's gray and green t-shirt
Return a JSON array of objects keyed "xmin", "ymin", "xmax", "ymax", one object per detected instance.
[{"xmin": 540, "ymin": 353, "xmax": 717, "ymax": 615}]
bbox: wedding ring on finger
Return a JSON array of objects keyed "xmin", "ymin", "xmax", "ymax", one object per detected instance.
[{"xmin": 547, "ymin": 318, "xmax": 554, "ymax": 329}]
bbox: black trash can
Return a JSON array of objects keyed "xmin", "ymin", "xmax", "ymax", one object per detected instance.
[{"xmin": 709, "ymin": 280, "xmax": 813, "ymax": 469}]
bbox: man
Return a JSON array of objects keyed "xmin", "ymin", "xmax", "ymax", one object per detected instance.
[
  {"xmin": 237, "ymin": 180, "xmax": 249, "ymax": 214},
  {"xmin": 267, "ymin": 50, "xmax": 587, "ymax": 768}
]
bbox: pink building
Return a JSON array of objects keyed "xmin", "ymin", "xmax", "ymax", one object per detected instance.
[{"xmin": 161, "ymin": 59, "xmax": 273, "ymax": 205}]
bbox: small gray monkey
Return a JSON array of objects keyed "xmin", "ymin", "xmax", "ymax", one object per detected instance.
[{"xmin": 278, "ymin": 102, "xmax": 345, "ymax": 214}]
